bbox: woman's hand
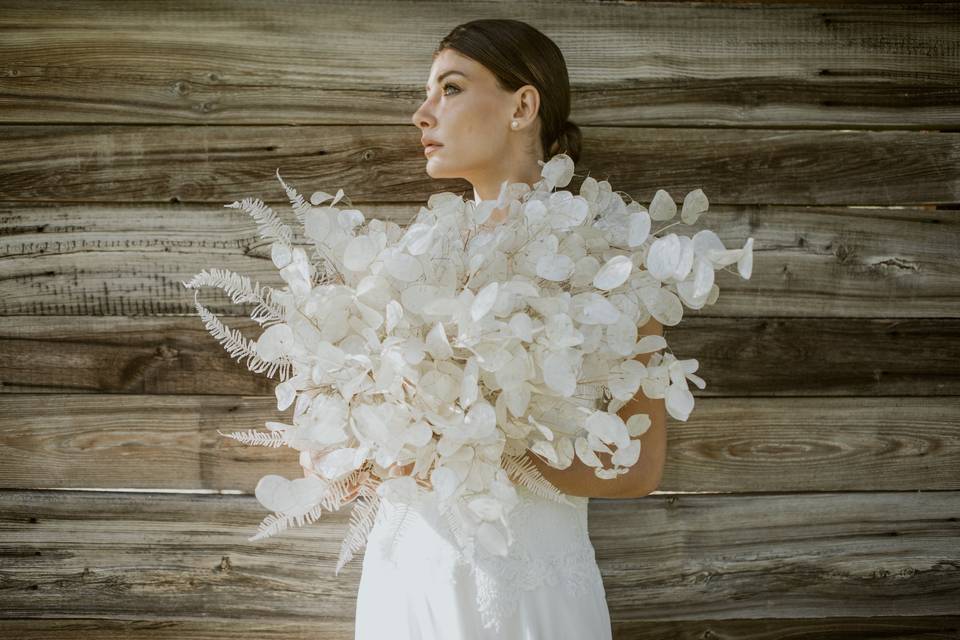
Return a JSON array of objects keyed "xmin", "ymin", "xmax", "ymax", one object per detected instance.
[
  {"xmin": 386, "ymin": 460, "xmax": 416, "ymax": 478},
  {"xmin": 301, "ymin": 449, "xmax": 364, "ymax": 506},
  {"xmin": 301, "ymin": 452, "xmax": 420, "ymax": 506}
]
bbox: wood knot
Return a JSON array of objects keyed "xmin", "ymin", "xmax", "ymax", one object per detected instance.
[{"xmin": 216, "ymin": 555, "xmax": 233, "ymax": 572}]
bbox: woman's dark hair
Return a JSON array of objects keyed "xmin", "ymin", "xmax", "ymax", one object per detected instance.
[{"xmin": 435, "ymin": 19, "xmax": 582, "ymax": 165}]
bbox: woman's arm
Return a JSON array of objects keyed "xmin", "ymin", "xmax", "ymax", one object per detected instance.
[{"xmin": 522, "ymin": 317, "xmax": 667, "ymax": 499}]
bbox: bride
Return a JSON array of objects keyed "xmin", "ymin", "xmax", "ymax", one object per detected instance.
[{"xmin": 307, "ymin": 18, "xmax": 667, "ymax": 639}]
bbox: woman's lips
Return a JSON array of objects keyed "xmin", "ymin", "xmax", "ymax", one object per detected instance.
[{"xmin": 424, "ymin": 144, "xmax": 442, "ymax": 155}]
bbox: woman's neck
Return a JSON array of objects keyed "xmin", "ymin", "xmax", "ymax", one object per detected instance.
[{"xmin": 470, "ymin": 161, "xmax": 542, "ymax": 203}]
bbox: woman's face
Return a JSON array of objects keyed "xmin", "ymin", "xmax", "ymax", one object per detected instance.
[{"xmin": 412, "ymin": 49, "xmax": 537, "ymax": 183}]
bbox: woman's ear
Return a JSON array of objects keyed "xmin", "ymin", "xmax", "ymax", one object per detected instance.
[{"xmin": 511, "ymin": 84, "xmax": 540, "ymax": 125}]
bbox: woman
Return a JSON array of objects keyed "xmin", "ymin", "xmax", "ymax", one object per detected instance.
[{"xmin": 348, "ymin": 19, "xmax": 624, "ymax": 639}]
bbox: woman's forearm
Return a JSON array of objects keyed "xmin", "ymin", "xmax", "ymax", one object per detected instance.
[
  {"xmin": 521, "ymin": 392, "xmax": 667, "ymax": 499},
  {"xmin": 522, "ymin": 448, "xmax": 629, "ymax": 498}
]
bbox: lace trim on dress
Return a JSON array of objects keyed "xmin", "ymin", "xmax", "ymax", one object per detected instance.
[{"xmin": 467, "ymin": 486, "xmax": 602, "ymax": 632}]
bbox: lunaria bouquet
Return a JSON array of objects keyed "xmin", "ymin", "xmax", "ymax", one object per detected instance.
[{"xmin": 181, "ymin": 153, "xmax": 753, "ymax": 574}]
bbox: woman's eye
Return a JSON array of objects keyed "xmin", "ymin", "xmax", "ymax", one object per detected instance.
[{"xmin": 423, "ymin": 84, "xmax": 460, "ymax": 101}]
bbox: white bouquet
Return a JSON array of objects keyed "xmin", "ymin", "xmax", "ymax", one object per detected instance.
[{"xmin": 181, "ymin": 153, "xmax": 753, "ymax": 574}]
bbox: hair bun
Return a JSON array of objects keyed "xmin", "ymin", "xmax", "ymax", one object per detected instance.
[{"xmin": 551, "ymin": 119, "xmax": 582, "ymax": 164}]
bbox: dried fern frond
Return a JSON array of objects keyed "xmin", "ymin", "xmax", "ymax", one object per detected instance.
[
  {"xmin": 442, "ymin": 495, "xmax": 471, "ymax": 550},
  {"xmin": 274, "ymin": 168, "xmax": 313, "ymax": 228},
  {"xmin": 380, "ymin": 498, "xmax": 416, "ymax": 566},
  {"xmin": 216, "ymin": 428, "xmax": 286, "ymax": 447},
  {"xmin": 248, "ymin": 468, "xmax": 380, "ymax": 546},
  {"xmin": 180, "ymin": 266, "xmax": 286, "ymax": 326},
  {"xmin": 188, "ymin": 289, "xmax": 292, "ymax": 381},
  {"xmin": 335, "ymin": 481, "xmax": 382, "ymax": 576},
  {"xmin": 309, "ymin": 243, "xmax": 347, "ymax": 287},
  {"xmin": 224, "ymin": 196, "xmax": 294, "ymax": 247},
  {"xmin": 248, "ymin": 500, "xmax": 325, "ymax": 542},
  {"xmin": 501, "ymin": 452, "xmax": 575, "ymax": 508},
  {"xmin": 441, "ymin": 495, "xmax": 478, "ymax": 569},
  {"xmin": 310, "ymin": 259, "xmax": 339, "ymax": 289},
  {"xmin": 317, "ymin": 466, "xmax": 369, "ymax": 512}
]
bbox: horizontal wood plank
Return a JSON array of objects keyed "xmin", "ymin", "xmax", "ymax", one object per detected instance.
[
  {"xmin": 2, "ymin": 317, "xmax": 958, "ymax": 396},
  {"xmin": 0, "ymin": 489, "xmax": 956, "ymax": 622},
  {"xmin": 1, "ymin": 616, "xmax": 958, "ymax": 640},
  {"xmin": 0, "ymin": 1, "xmax": 957, "ymax": 128},
  {"xmin": 0, "ymin": 394, "xmax": 957, "ymax": 493},
  {"xmin": 1, "ymin": 203, "xmax": 957, "ymax": 317},
  {"xmin": 0, "ymin": 126, "xmax": 957, "ymax": 205}
]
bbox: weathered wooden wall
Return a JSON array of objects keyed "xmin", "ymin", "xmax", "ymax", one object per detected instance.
[{"xmin": 1, "ymin": 1, "xmax": 958, "ymax": 637}]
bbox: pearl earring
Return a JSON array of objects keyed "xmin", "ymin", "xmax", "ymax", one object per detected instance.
[{"xmin": 511, "ymin": 120, "xmax": 519, "ymax": 129}]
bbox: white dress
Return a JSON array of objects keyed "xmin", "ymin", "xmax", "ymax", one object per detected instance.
[
  {"xmin": 354, "ymin": 193, "xmax": 612, "ymax": 638},
  {"xmin": 353, "ymin": 482, "xmax": 613, "ymax": 639}
]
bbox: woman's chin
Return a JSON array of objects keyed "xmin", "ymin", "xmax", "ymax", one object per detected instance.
[{"xmin": 424, "ymin": 160, "xmax": 450, "ymax": 179}]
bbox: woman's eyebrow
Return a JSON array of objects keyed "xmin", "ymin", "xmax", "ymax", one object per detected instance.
[{"xmin": 425, "ymin": 70, "xmax": 467, "ymax": 90}]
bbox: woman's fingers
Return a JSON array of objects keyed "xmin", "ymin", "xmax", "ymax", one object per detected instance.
[{"xmin": 387, "ymin": 460, "xmax": 416, "ymax": 478}]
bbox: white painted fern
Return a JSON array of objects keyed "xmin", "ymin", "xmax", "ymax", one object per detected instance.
[
  {"xmin": 335, "ymin": 480, "xmax": 383, "ymax": 575},
  {"xmin": 187, "ymin": 290, "xmax": 292, "ymax": 380},
  {"xmin": 248, "ymin": 500, "xmax": 325, "ymax": 543},
  {"xmin": 223, "ymin": 195, "xmax": 294, "ymax": 247},
  {"xmin": 181, "ymin": 266, "xmax": 286, "ymax": 327},
  {"xmin": 501, "ymin": 453, "xmax": 575, "ymax": 508},
  {"xmin": 378, "ymin": 498, "xmax": 417, "ymax": 568},
  {"xmin": 216, "ymin": 428, "xmax": 286, "ymax": 447},
  {"xmin": 274, "ymin": 168, "xmax": 316, "ymax": 227},
  {"xmin": 249, "ymin": 467, "xmax": 367, "ymax": 543}
]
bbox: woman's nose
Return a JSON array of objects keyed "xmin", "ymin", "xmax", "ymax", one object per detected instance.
[{"xmin": 412, "ymin": 101, "xmax": 433, "ymax": 128}]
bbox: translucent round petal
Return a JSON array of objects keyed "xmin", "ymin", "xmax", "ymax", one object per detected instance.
[
  {"xmin": 574, "ymin": 436, "xmax": 602, "ymax": 467},
  {"xmin": 343, "ymin": 235, "xmax": 377, "ymax": 272},
  {"xmin": 404, "ymin": 223, "xmax": 436, "ymax": 255},
  {"xmin": 681, "ymin": 188, "xmax": 709, "ymax": 224},
  {"xmin": 316, "ymin": 447, "xmax": 364, "ymax": 479},
  {"xmin": 471, "ymin": 281, "xmax": 499, "ymax": 322},
  {"xmin": 666, "ymin": 384, "xmax": 695, "ymax": 421},
  {"xmin": 254, "ymin": 474, "xmax": 297, "ymax": 513},
  {"xmin": 425, "ymin": 321, "xmax": 453, "ymax": 360},
  {"xmin": 626, "ymin": 413, "xmax": 652, "ymax": 437},
  {"xmin": 648, "ymin": 189, "xmax": 677, "ymax": 221},
  {"xmin": 541, "ymin": 153, "xmax": 575, "ymax": 189},
  {"xmin": 304, "ymin": 207, "xmax": 332, "ymax": 243},
  {"xmin": 593, "ymin": 254, "xmax": 633, "ymax": 290},
  {"xmin": 431, "ymin": 465, "xmax": 461, "ymax": 500},
  {"xmin": 611, "ymin": 438, "xmax": 641, "ymax": 467},
  {"xmin": 573, "ymin": 292, "xmax": 621, "ymax": 325},
  {"xmin": 536, "ymin": 253, "xmax": 574, "ymax": 281},
  {"xmin": 676, "ymin": 257, "xmax": 715, "ymax": 306},
  {"xmin": 738, "ymin": 237, "xmax": 754, "ymax": 279},
  {"xmin": 404, "ymin": 421, "xmax": 434, "ymax": 447},
  {"xmin": 309, "ymin": 191, "xmax": 334, "ymax": 206},
  {"xmin": 628, "ymin": 210, "xmax": 651, "ymax": 248},
  {"xmin": 542, "ymin": 351, "xmax": 577, "ymax": 396},
  {"xmin": 256, "ymin": 323, "xmax": 293, "ymax": 361},
  {"xmin": 400, "ymin": 283, "xmax": 440, "ymax": 316},
  {"xmin": 271, "ymin": 241, "xmax": 293, "ymax": 269},
  {"xmin": 639, "ymin": 286, "xmax": 684, "ymax": 326},
  {"xmin": 531, "ymin": 439, "xmax": 559, "ymax": 465},
  {"xmin": 584, "ymin": 410, "xmax": 630, "ymax": 448},
  {"xmin": 384, "ymin": 250, "xmax": 423, "ymax": 282}
]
